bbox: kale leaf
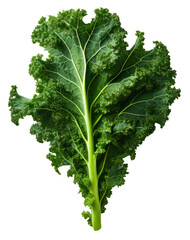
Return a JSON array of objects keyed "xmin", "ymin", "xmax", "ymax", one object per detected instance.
[{"xmin": 8, "ymin": 8, "xmax": 180, "ymax": 230}]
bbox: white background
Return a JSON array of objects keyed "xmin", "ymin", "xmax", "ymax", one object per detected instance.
[{"xmin": 0, "ymin": 0, "xmax": 189, "ymax": 239}]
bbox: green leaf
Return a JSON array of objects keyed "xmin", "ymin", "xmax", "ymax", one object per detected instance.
[{"xmin": 8, "ymin": 8, "xmax": 180, "ymax": 230}]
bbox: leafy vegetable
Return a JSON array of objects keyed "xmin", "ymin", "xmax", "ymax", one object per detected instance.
[{"xmin": 8, "ymin": 8, "xmax": 180, "ymax": 230}]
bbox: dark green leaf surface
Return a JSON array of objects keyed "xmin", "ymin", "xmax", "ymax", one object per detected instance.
[{"xmin": 8, "ymin": 8, "xmax": 180, "ymax": 230}]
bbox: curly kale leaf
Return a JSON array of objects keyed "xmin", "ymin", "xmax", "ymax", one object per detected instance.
[{"xmin": 8, "ymin": 8, "xmax": 180, "ymax": 230}]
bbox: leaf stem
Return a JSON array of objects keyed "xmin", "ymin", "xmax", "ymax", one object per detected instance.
[
  {"xmin": 83, "ymin": 69, "xmax": 101, "ymax": 231},
  {"xmin": 80, "ymin": 44, "xmax": 101, "ymax": 230}
]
